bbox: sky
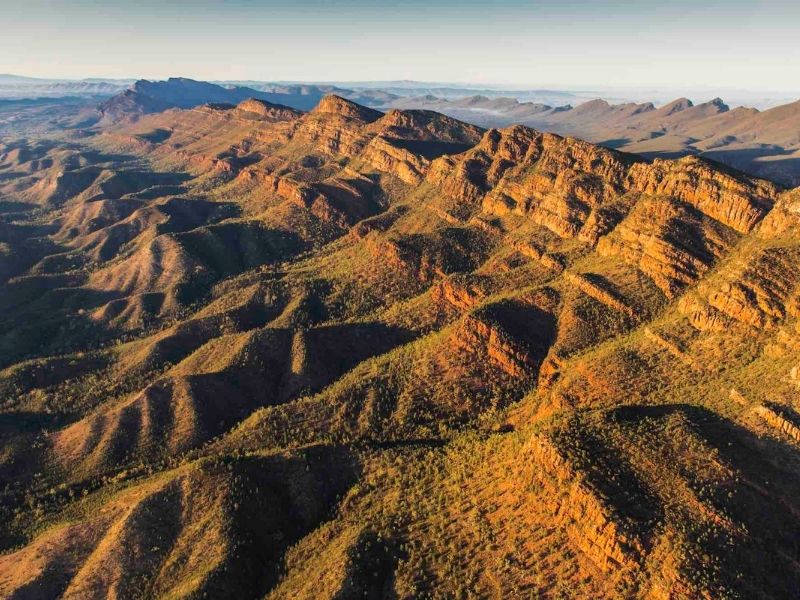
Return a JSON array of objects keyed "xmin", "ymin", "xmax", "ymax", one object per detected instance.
[{"xmin": 2, "ymin": 0, "xmax": 800, "ymax": 94}]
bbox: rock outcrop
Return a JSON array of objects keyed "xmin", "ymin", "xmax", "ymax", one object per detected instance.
[
  {"xmin": 525, "ymin": 433, "xmax": 644, "ymax": 572},
  {"xmin": 564, "ymin": 272, "xmax": 635, "ymax": 317},
  {"xmin": 427, "ymin": 126, "xmax": 633, "ymax": 241},
  {"xmin": 311, "ymin": 94, "xmax": 383, "ymax": 123},
  {"xmin": 360, "ymin": 135, "xmax": 430, "ymax": 184},
  {"xmin": 513, "ymin": 239, "xmax": 564, "ymax": 272},
  {"xmin": 432, "ymin": 277, "xmax": 486, "ymax": 311},
  {"xmin": 453, "ymin": 314, "xmax": 539, "ymax": 378},
  {"xmin": 754, "ymin": 403, "xmax": 800, "ymax": 443},
  {"xmin": 235, "ymin": 98, "xmax": 302, "ymax": 121},
  {"xmin": 627, "ymin": 156, "xmax": 778, "ymax": 234}
]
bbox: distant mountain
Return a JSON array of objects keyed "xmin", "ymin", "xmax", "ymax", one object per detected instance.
[
  {"xmin": 391, "ymin": 94, "xmax": 560, "ymax": 122},
  {"xmin": 0, "ymin": 74, "xmax": 43, "ymax": 83},
  {"xmin": 391, "ymin": 94, "xmax": 800, "ymax": 186},
  {"xmin": 98, "ymin": 78, "xmax": 281, "ymax": 121},
  {"xmin": 98, "ymin": 78, "xmax": 402, "ymax": 121},
  {"xmin": 0, "ymin": 75, "xmax": 132, "ymax": 99},
  {"xmin": 5, "ymin": 73, "xmax": 798, "ymax": 185},
  {"xmin": 219, "ymin": 83, "xmax": 345, "ymax": 111},
  {"xmin": 232, "ymin": 83, "xmax": 402, "ymax": 111},
  {"xmin": 221, "ymin": 80, "xmax": 593, "ymax": 107}
]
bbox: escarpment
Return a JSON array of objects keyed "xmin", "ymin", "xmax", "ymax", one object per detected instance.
[
  {"xmin": 453, "ymin": 314, "xmax": 540, "ymax": 378},
  {"xmin": 234, "ymin": 98, "xmax": 302, "ymax": 121},
  {"xmin": 678, "ymin": 188, "xmax": 800, "ymax": 330},
  {"xmin": 422, "ymin": 124, "xmax": 781, "ymax": 301},
  {"xmin": 626, "ymin": 156, "xmax": 779, "ymax": 234},
  {"xmin": 359, "ymin": 135, "xmax": 430, "ymax": 184},
  {"xmin": 525, "ymin": 433, "xmax": 645, "ymax": 572},
  {"xmin": 754, "ymin": 403, "xmax": 800, "ymax": 444},
  {"xmin": 595, "ymin": 195, "xmax": 737, "ymax": 296},
  {"xmin": 427, "ymin": 127, "xmax": 634, "ymax": 239}
]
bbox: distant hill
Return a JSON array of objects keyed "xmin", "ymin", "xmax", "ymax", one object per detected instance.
[
  {"xmin": 97, "ymin": 77, "xmax": 284, "ymax": 121},
  {"xmin": 0, "ymin": 75, "xmax": 132, "ymax": 99},
  {"xmin": 0, "ymin": 74, "xmax": 43, "ymax": 83},
  {"xmin": 3, "ymin": 73, "xmax": 798, "ymax": 185},
  {"xmin": 391, "ymin": 94, "xmax": 800, "ymax": 186},
  {"xmin": 98, "ymin": 78, "xmax": 404, "ymax": 120}
]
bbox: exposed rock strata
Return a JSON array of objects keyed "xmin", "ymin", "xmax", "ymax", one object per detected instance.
[{"xmin": 526, "ymin": 433, "xmax": 644, "ymax": 572}]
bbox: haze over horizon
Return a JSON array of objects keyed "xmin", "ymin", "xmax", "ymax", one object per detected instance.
[{"xmin": 2, "ymin": 0, "xmax": 799, "ymax": 95}]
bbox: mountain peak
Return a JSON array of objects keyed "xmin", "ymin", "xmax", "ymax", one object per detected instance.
[
  {"xmin": 464, "ymin": 95, "xmax": 491, "ymax": 104},
  {"xmin": 374, "ymin": 108, "xmax": 484, "ymax": 145},
  {"xmin": 632, "ymin": 101, "xmax": 656, "ymax": 114},
  {"xmin": 236, "ymin": 98, "xmax": 302, "ymax": 120},
  {"xmin": 311, "ymin": 94, "xmax": 383, "ymax": 122},
  {"xmin": 100, "ymin": 78, "xmax": 278, "ymax": 121},
  {"xmin": 576, "ymin": 98, "xmax": 612, "ymax": 112},
  {"xmin": 660, "ymin": 97, "xmax": 694, "ymax": 115},
  {"xmin": 707, "ymin": 97, "xmax": 730, "ymax": 112}
]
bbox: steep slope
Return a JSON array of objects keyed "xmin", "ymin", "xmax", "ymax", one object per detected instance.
[{"xmin": 0, "ymin": 447, "xmax": 359, "ymax": 599}]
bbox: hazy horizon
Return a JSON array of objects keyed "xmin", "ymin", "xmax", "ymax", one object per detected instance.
[
  {"xmin": 2, "ymin": 0, "xmax": 799, "ymax": 93},
  {"xmin": 2, "ymin": 73, "xmax": 797, "ymax": 111}
]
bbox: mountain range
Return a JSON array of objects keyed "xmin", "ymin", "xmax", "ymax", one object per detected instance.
[
  {"xmin": 50, "ymin": 76, "xmax": 800, "ymax": 188},
  {"xmin": 389, "ymin": 94, "xmax": 800, "ymax": 187},
  {"xmin": 0, "ymin": 86, "xmax": 798, "ymax": 599},
  {"xmin": 4, "ymin": 74, "xmax": 799, "ymax": 188},
  {"xmin": 0, "ymin": 74, "xmax": 134, "ymax": 99}
]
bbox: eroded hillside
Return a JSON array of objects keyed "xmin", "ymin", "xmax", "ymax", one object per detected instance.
[{"xmin": 0, "ymin": 94, "xmax": 798, "ymax": 599}]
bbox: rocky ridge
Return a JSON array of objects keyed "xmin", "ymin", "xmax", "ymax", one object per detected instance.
[{"xmin": 0, "ymin": 94, "xmax": 798, "ymax": 599}]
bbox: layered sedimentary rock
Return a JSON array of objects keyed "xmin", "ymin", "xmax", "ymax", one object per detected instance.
[
  {"xmin": 235, "ymin": 98, "xmax": 302, "ymax": 121},
  {"xmin": 431, "ymin": 277, "xmax": 487, "ymax": 311},
  {"xmin": 452, "ymin": 313, "xmax": 541, "ymax": 378},
  {"xmin": 513, "ymin": 239, "xmax": 564, "ymax": 271},
  {"xmin": 679, "ymin": 189, "xmax": 800, "ymax": 330},
  {"xmin": 564, "ymin": 272, "xmax": 635, "ymax": 317},
  {"xmin": 360, "ymin": 135, "xmax": 430, "ymax": 184},
  {"xmin": 525, "ymin": 433, "xmax": 644, "ymax": 572},
  {"xmin": 626, "ymin": 156, "xmax": 778, "ymax": 234},
  {"xmin": 428, "ymin": 126, "xmax": 633, "ymax": 242},
  {"xmin": 595, "ymin": 195, "xmax": 735, "ymax": 296},
  {"xmin": 754, "ymin": 403, "xmax": 800, "ymax": 443}
]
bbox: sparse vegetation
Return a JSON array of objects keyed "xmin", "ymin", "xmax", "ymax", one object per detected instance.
[{"xmin": 0, "ymin": 93, "xmax": 798, "ymax": 599}]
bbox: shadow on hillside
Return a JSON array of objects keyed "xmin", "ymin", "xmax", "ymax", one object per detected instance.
[
  {"xmin": 630, "ymin": 144, "xmax": 800, "ymax": 187},
  {"xmin": 599, "ymin": 137, "xmax": 633, "ymax": 149},
  {"xmin": 283, "ymin": 322, "xmax": 417, "ymax": 402},
  {"xmin": 701, "ymin": 147, "xmax": 800, "ymax": 188},
  {"xmin": 0, "ymin": 411, "xmax": 63, "ymax": 436},
  {"xmin": 134, "ymin": 127, "xmax": 172, "ymax": 143},
  {"xmin": 0, "ymin": 200, "xmax": 35, "ymax": 215},
  {"xmin": 482, "ymin": 300, "xmax": 558, "ymax": 361},
  {"xmin": 0, "ymin": 286, "xmax": 124, "ymax": 368},
  {"xmin": 607, "ymin": 402, "xmax": 800, "ymax": 597}
]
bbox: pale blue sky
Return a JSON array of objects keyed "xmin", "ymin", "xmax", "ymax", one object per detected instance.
[{"xmin": 2, "ymin": 0, "xmax": 799, "ymax": 92}]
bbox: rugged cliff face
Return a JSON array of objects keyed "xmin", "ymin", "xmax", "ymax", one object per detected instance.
[{"xmin": 1, "ymin": 95, "xmax": 799, "ymax": 599}]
